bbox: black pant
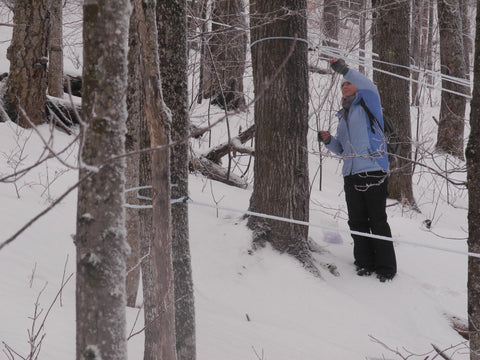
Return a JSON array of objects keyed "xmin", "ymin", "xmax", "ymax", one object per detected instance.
[{"xmin": 344, "ymin": 171, "xmax": 397, "ymax": 276}]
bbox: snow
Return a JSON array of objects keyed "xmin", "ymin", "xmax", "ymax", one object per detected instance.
[
  {"xmin": 0, "ymin": 110, "xmax": 470, "ymax": 359},
  {"xmin": 0, "ymin": 4, "xmax": 472, "ymax": 360}
]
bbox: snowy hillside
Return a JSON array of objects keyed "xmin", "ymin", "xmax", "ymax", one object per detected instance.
[{"xmin": 0, "ymin": 105, "xmax": 470, "ymax": 359}]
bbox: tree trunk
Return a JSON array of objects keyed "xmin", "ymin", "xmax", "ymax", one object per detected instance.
[
  {"xmin": 358, "ymin": 0, "xmax": 367, "ymax": 75},
  {"xmin": 372, "ymin": 0, "xmax": 414, "ymax": 205},
  {"xmin": 75, "ymin": 2, "xmax": 131, "ymax": 360},
  {"xmin": 157, "ymin": 1, "xmax": 196, "ymax": 359},
  {"xmin": 322, "ymin": 0, "xmax": 339, "ymax": 50},
  {"xmin": 137, "ymin": 94, "xmax": 155, "ymax": 360},
  {"xmin": 460, "ymin": 1, "xmax": 472, "ymax": 79},
  {"xmin": 132, "ymin": 0, "xmax": 177, "ymax": 359},
  {"xmin": 426, "ymin": 0, "xmax": 435, "ymax": 87},
  {"xmin": 48, "ymin": 0, "xmax": 63, "ymax": 98},
  {"xmin": 248, "ymin": 0, "xmax": 311, "ymax": 265},
  {"xmin": 202, "ymin": 0, "xmax": 247, "ymax": 110},
  {"xmin": 124, "ymin": 1, "xmax": 143, "ymax": 308},
  {"xmin": 467, "ymin": 3, "xmax": 480, "ymax": 359},
  {"xmin": 436, "ymin": 0, "xmax": 468, "ymax": 159},
  {"xmin": 411, "ymin": 0, "xmax": 423, "ymax": 106},
  {"xmin": 4, "ymin": 0, "xmax": 49, "ymax": 127}
]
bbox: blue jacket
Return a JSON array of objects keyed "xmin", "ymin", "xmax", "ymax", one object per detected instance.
[{"xmin": 325, "ymin": 69, "xmax": 389, "ymax": 176}]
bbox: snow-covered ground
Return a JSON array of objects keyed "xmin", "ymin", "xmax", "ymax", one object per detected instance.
[{"xmin": 0, "ymin": 107, "xmax": 470, "ymax": 359}]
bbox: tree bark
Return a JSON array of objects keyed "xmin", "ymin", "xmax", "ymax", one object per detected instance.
[
  {"xmin": 248, "ymin": 0, "xmax": 311, "ymax": 265},
  {"xmin": 4, "ymin": 0, "xmax": 49, "ymax": 127},
  {"xmin": 124, "ymin": 1, "xmax": 143, "ymax": 308},
  {"xmin": 411, "ymin": 0, "xmax": 423, "ymax": 106},
  {"xmin": 466, "ymin": 3, "xmax": 480, "ymax": 359},
  {"xmin": 372, "ymin": 0, "xmax": 415, "ymax": 205},
  {"xmin": 358, "ymin": 0, "xmax": 367, "ymax": 74},
  {"xmin": 48, "ymin": 0, "xmax": 64, "ymax": 98},
  {"xmin": 436, "ymin": 0, "xmax": 469, "ymax": 159},
  {"xmin": 75, "ymin": 1, "xmax": 131, "ymax": 360},
  {"xmin": 157, "ymin": 1, "xmax": 196, "ymax": 359},
  {"xmin": 132, "ymin": 0, "xmax": 177, "ymax": 359}
]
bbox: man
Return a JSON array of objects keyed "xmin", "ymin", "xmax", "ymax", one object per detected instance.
[{"xmin": 318, "ymin": 58, "xmax": 396, "ymax": 282}]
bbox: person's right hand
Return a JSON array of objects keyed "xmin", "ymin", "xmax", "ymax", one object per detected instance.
[{"xmin": 318, "ymin": 131, "xmax": 331, "ymax": 144}]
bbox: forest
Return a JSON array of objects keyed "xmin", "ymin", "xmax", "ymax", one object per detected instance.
[{"xmin": 0, "ymin": 0, "xmax": 480, "ymax": 359}]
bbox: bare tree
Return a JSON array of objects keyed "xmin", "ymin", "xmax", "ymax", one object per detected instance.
[
  {"xmin": 459, "ymin": 1, "xmax": 473, "ymax": 79},
  {"xmin": 247, "ymin": 1, "xmax": 312, "ymax": 270},
  {"xmin": 322, "ymin": 0, "xmax": 339, "ymax": 50},
  {"xmin": 75, "ymin": 1, "xmax": 131, "ymax": 360},
  {"xmin": 358, "ymin": 0, "xmax": 368, "ymax": 74},
  {"xmin": 467, "ymin": 2, "xmax": 480, "ymax": 358},
  {"xmin": 132, "ymin": 0, "xmax": 177, "ymax": 359},
  {"xmin": 4, "ymin": 0, "xmax": 49, "ymax": 127},
  {"xmin": 125, "ymin": 0, "xmax": 143, "ymax": 308},
  {"xmin": 372, "ymin": 0, "xmax": 414, "ymax": 205},
  {"xmin": 436, "ymin": 0, "xmax": 469, "ymax": 159},
  {"xmin": 157, "ymin": 1, "xmax": 196, "ymax": 359},
  {"xmin": 202, "ymin": 0, "xmax": 247, "ymax": 110},
  {"xmin": 48, "ymin": 0, "xmax": 63, "ymax": 98},
  {"xmin": 411, "ymin": 0, "xmax": 424, "ymax": 106}
]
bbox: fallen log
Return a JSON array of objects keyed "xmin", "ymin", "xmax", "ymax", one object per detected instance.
[
  {"xmin": 204, "ymin": 124, "xmax": 255, "ymax": 163},
  {"xmin": 190, "ymin": 155, "xmax": 248, "ymax": 189},
  {"xmin": 46, "ymin": 95, "xmax": 82, "ymax": 134}
]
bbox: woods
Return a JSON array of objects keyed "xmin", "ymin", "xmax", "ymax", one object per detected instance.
[{"xmin": 0, "ymin": 0, "xmax": 479, "ymax": 359}]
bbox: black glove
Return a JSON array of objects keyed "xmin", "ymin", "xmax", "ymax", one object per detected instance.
[
  {"xmin": 318, "ymin": 131, "xmax": 331, "ymax": 145},
  {"xmin": 330, "ymin": 59, "xmax": 349, "ymax": 75}
]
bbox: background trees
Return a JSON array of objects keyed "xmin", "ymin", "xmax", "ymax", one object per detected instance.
[
  {"xmin": 371, "ymin": 0, "xmax": 414, "ymax": 205},
  {"xmin": 4, "ymin": 0, "xmax": 49, "ymax": 127},
  {"xmin": 436, "ymin": 0, "xmax": 469, "ymax": 159},
  {"xmin": 202, "ymin": 0, "xmax": 247, "ymax": 110},
  {"xmin": 48, "ymin": 0, "xmax": 63, "ymax": 98}
]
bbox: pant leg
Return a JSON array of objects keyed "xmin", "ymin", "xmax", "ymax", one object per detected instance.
[
  {"xmin": 344, "ymin": 175, "xmax": 375, "ymax": 270},
  {"xmin": 362, "ymin": 175, "xmax": 397, "ymax": 275}
]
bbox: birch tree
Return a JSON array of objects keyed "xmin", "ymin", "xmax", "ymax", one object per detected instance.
[{"xmin": 75, "ymin": 1, "xmax": 131, "ymax": 360}]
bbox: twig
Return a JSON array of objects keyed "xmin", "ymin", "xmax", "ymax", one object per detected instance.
[{"xmin": 431, "ymin": 343, "xmax": 452, "ymax": 360}]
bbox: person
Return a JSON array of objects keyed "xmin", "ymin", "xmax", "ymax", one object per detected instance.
[{"xmin": 318, "ymin": 58, "xmax": 397, "ymax": 282}]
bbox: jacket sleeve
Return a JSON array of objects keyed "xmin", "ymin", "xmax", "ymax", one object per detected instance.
[
  {"xmin": 343, "ymin": 68, "xmax": 378, "ymax": 93},
  {"xmin": 325, "ymin": 135, "xmax": 343, "ymax": 155},
  {"xmin": 344, "ymin": 68, "xmax": 384, "ymax": 125}
]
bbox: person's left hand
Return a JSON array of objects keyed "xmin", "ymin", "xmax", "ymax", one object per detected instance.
[{"xmin": 330, "ymin": 58, "xmax": 349, "ymax": 75}]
